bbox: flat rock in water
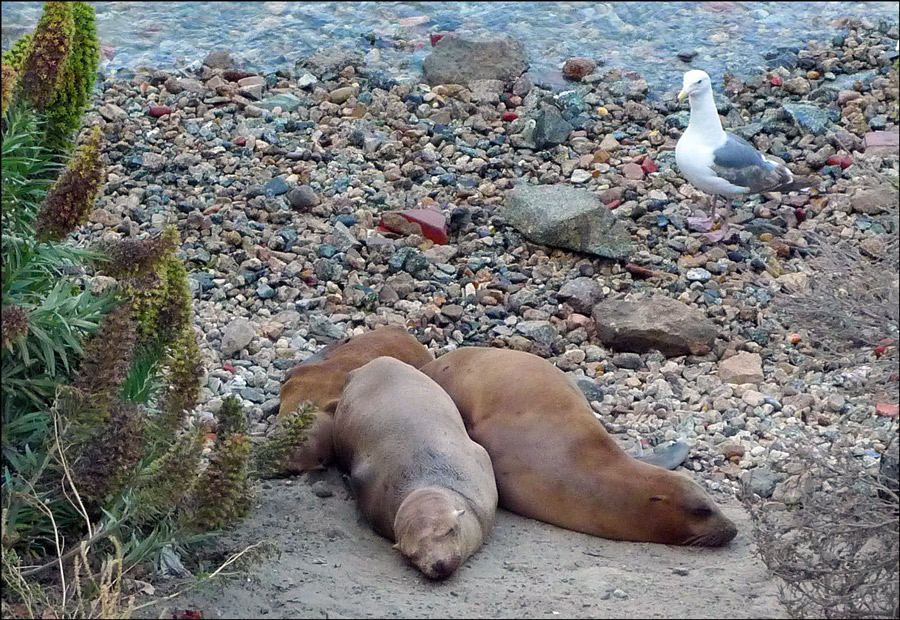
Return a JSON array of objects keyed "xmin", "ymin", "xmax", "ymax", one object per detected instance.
[
  {"xmin": 502, "ymin": 185, "xmax": 632, "ymax": 259},
  {"xmin": 295, "ymin": 46, "xmax": 364, "ymax": 79},
  {"xmin": 592, "ymin": 296, "xmax": 717, "ymax": 356},
  {"xmin": 423, "ymin": 34, "xmax": 528, "ymax": 87}
]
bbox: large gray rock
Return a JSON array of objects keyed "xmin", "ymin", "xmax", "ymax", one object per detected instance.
[
  {"xmin": 591, "ymin": 296, "xmax": 717, "ymax": 356},
  {"xmin": 502, "ymin": 185, "xmax": 633, "ymax": 259},
  {"xmin": 221, "ymin": 318, "xmax": 257, "ymax": 357},
  {"xmin": 423, "ymin": 34, "xmax": 528, "ymax": 87},
  {"xmin": 557, "ymin": 277, "xmax": 603, "ymax": 315}
]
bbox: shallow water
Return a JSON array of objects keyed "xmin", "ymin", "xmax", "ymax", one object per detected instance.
[{"xmin": 2, "ymin": 1, "xmax": 897, "ymax": 94}]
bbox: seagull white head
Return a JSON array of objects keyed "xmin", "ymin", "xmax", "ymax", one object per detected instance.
[{"xmin": 678, "ymin": 70, "xmax": 711, "ymax": 102}]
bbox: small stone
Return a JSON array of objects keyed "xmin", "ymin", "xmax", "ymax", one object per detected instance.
[
  {"xmin": 148, "ymin": 105, "xmax": 171, "ymax": 117},
  {"xmin": 826, "ymin": 154, "xmax": 852, "ymax": 169},
  {"xmin": 287, "ymin": 185, "xmax": 319, "ymax": 211},
  {"xmin": 876, "ymin": 404, "xmax": 899, "ymax": 418},
  {"xmin": 221, "ymin": 318, "xmax": 256, "ymax": 357},
  {"xmin": 265, "ymin": 177, "xmax": 290, "ymax": 197},
  {"xmin": 328, "ymin": 86, "xmax": 356, "ymax": 104},
  {"xmin": 622, "ymin": 163, "xmax": 644, "ymax": 180},
  {"xmin": 718, "ymin": 352, "xmax": 763, "ymax": 384},
  {"xmin": 570, "ymin": 169, "xmax": 591, "ymax": 184},
  {"xmin": 720, "ymin": 443, "xmax": 745, "ymax": 460},
  {"xmin": 380, "ymin": 209, "xmax": 448, "ymax": 245},
  {"xmin": 439, "ymin": 304, "xmax": 464, "ymax": 321},
  {"xmin": 686, "ymin": 268, "xmax": 712, "ymax": 282},
  {"xmin": 599, "ymin": 134, "xmax": 620, "ymax": 151},
  {"xmin": 562, "ymin": 57, "xmax": 597, "ymax": 81}
]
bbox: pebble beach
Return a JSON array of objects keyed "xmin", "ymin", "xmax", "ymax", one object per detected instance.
[{"xmin": 3, "ymin": 2, "xmax": 898, "ymax": 507}]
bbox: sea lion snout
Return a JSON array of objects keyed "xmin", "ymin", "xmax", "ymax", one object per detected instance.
[{"xmin": 426, "ymin": 558, "xmax": 460, "ymax": 581}]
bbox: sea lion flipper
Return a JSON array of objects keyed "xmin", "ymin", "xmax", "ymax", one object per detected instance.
[{"xmin": 634, "ymin": 441, "xmax": 691, "ymax": 470}]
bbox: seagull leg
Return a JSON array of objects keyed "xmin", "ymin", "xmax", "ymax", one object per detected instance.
[
  {"xmin": 702, "ymin": 196, "xmax": 732, "ymax": 243},
  {"xmin": 687, "ymin": 195, "xmax": 718, "ymax": 233}
]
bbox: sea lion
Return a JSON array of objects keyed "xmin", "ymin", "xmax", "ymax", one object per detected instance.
[
  {"xmin": 277, "ymin": 326, "xmax": 433, "ymax": 471},
  {"xmin": 332, "ymin": 357, "xmax": 498, "ymax": 580},
  {"xmin": 420, "ymin": 347, "xmax": 738, "ymax": 547}
]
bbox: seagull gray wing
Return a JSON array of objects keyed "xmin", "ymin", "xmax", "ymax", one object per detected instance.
[{"xmin": 710, "ymin": 133, "xmax": 795, "ymax": 193}]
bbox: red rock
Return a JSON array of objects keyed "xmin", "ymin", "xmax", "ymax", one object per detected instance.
[
  {"xmin": 827, "ymin": 154, "xmax": 852, "ymax": 169},
  {"xmin": 874, "ymin": 345, "xmax": 887, "ymax": 356},
  {"xmin": 502, "ymin": 111, "xmax": 518, "ymax": 122},
  {"xmin": 430, "ymin": 32, "xmax": 452, "ymax": 46},
  {"xmin": 795, "ymin": 207, "xmax": 807, "ymax": 224},
  {"xmin": 149, "ymin": 105, "xmax": 171, "ymax": 118},
  {"xmin": 622, "ymin": 162, "xmax": 645, "ymax": 180},
  {"xmin": 562, "ymin": 57, "xmax": 597, "ymax": 81},
  {"xmin": 222, "ymin": 70, "xmax": 256, "ymax": 82},
  {"xmin": 625, "ymin": 263, "xmax": 656, "ymax": 279},
  {"xmin": 380, "ymin": 209, "xmax": 448, "ymax": 245},
  {"xmin": 565, "ymin": 313, "xmax": 593, "ymax": 331},
  {"xmin": 641, "ymin": 158, "xmax": 658, "ymax": 174},
  {"xmin": 875, "ymin": 403, "xmax": 899, "ymax": 418},
  {"xmin": 223, "ymin": 363, "xmax": 236, "ymax": 373},
  {"xmin": 770, "ymin": 75, "xmax": 783, "ymax": 87},
  {"xmin": 606, "ymin": 199, "xmax": 621, "ymax": 210},
  {"xmin": 235, "ymin": 136, "xmax": 246, "ymax": 146},
  {"xmin": 863, "ymin": 130, "xmax": 899, "ymax": 155}
]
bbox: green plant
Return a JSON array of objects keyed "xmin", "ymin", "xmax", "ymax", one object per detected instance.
[
  {"xmin": 1, "ymin": 65, "xmax": 17, "ymax": 118},
  {"xmin": 43, "ymin": 1, "xmax": 100, "ymax": 154},
  {"xmin": 252, "ymin": 403, "xmax": 318, "ymax": 479},
  {"xmin": 185, "ymin": 433, "xmax": 252, "ymax": 531},
  {"xmin": 19, "ymin": 1, "xmax": 74, "ymax": 112},
  {"xmin": 35, "ymin": 125, "xmax": 105, "ymax": 241},
  {"xmin": 1, "ymin": 31, "xmax": 34, "ymax": 73}
]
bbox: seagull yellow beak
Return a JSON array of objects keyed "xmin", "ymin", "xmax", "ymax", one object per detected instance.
[{"xmin": 677, "ymin": 89, "xmax": 688, "ymax": 102}]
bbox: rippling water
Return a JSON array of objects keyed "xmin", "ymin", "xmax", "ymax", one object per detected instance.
[{"xmin": 2, "ymin": 1, "xmax": 897, "ymax": 93}]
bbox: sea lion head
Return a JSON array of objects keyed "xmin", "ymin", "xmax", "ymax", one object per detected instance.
[
  {"xmin": 392, "ymin": 487, "xmax": 478, "ymax": 580},
  {"xmin": 632, "ymin": 469, "xmax": 738, "ymax": 546}
]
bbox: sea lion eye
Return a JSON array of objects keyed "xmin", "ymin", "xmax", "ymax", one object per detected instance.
[
  {"xmin": 695, "ymin": 79, "xmax": 702, "ymax": 84},
  {"xmin": 691, "ymin": 506, "xmax": 714, "ymax": 517},
  {"xmin": 649, "ymin": 496, "xmax": 665, "ymax": 502}
]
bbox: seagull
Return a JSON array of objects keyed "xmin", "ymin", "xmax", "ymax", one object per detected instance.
[{"xmin": 675, "ymin": 69, "xmax": 817, "ymax": 242}]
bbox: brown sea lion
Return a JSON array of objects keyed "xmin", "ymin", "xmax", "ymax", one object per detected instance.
[
  {"xmin": 420, "ymin": 347, "xmax": 738, "ymax": 547},
  {"xmin": 332, "ymin": 357, "xmax": 498, "ymax": 580},
  {"xmin": 277, "ymin": 325, "xmax": 433, "ymax": 471}
]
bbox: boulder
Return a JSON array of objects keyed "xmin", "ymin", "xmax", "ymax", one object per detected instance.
[
  {"xmin": 502, "ymin": 185, "xmax": 632, "ymax": 259},
  {"xmin": 423, "ymin": 34, "xmax": 528, "ymax": 87},
  {"xmin": 591, "ymin": 296, "xmax": 717, "ymax": 356}
]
